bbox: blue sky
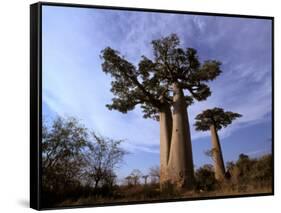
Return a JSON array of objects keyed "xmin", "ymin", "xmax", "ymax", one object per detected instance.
[{"xmin": 42, "ymin": 6, "xmax": 272, "ymax": 180}]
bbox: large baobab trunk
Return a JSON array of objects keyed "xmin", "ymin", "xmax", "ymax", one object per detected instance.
[
  {"xmin": 210, "ymin": 124, "xmax": 225, "ymax": 181},
  {"xmin": 167, "ymin": 82, "xmax": 195, "ymax": 189},
  {"xmin": 159, "ymin": 103, "xmax": 172, "ymax": 187}
]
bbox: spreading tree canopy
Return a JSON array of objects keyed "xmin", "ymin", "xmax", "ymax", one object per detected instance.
[
  {"xmin": 100, "ymin": 34, "xmax": 222, "ymax": 120},
  {"xmin": 194, "ymin": 107, "xmax": 242, "ymax": 131}
]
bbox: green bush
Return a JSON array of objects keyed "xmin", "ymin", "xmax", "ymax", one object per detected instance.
[{"xmin": 195, "ymin": 164, "xmax": 217, "ymax": 191}]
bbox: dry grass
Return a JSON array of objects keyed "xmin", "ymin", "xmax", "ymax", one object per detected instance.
[{"xmin": 58, "ymin": 182, "xmax": 272, "ymax": 207}]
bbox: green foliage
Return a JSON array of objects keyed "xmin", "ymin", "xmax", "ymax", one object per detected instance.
[
  {"xmin": 195, "ymin": 154, "xmax": 272, "ymax": 193},
  {"xmin": 194, "ymin": 107, "xmax": 242, "ymax": 131},
  {"xmin": 83, "ymin": 132, "xmax": 127, "ymax": 189},
  {"xmin": 195, "ymin": 164, "xmax": 217, "ymax": 191},
  {"xmin": 101, "ymin": 47, "xmax": 165, "ymax": 120},
  {"xmin": 42, "ymin": 116, "xmax": 127, "ymax": 207},
  {"xmin": 42, "ymin": 117, "xmax": 89, "ymax": 193},
  {"xmin": 100, "ymin": 34, "xmax": 222, "ymax": 120},
  {"xmin": 250, "ymin": 154, "xmax": 272, "ymax": 182},
  {"xmin": 230, "ymin": 153, "xmax": 272, "ymax": 185}
]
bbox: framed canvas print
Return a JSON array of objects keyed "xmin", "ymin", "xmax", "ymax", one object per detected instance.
[{"xmin": 30, "ymin": 2, "xmax": 274, "ymax": 210}]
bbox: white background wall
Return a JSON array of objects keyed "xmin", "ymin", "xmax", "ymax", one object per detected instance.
[{"xmin": 0, "ymin": 0, "xmax": 279, "ymax": 212}]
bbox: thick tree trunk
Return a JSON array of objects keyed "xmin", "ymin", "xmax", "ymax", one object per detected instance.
[
  {"xmin": 210, "ymin": 124, "xmax": 226, "ymax": 181},
  {"xmin": 159, "ymin": 103, "xmax": 172, "ymax": 188},
  {"xmin": 167, "ymin": 82, "xmax": 195, "ymax": 189}
]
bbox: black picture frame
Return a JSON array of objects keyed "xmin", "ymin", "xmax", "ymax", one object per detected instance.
[{"xmin": 30, "ymin": 2, "xmax": 274, "ymax": 210}]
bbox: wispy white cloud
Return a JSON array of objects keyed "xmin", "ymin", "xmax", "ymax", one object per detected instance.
[
  {"xmin": 122, "ymin": 142, "xmax": 160, "ymax": 154},
  {"xmin": 42, "ymin": 6, "xmax": 272, "ymax": 155}
]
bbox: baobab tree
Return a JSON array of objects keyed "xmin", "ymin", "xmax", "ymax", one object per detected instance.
[
  {"xmin": 194, "ymin": 107, "xmax": 242, "ymax": 181},
  {"xmin": 130, "ymin": 169, "xmax": 142, "ymax": 186},
  {"xmin": 101, "ymin": 34, "xmax": 222, "ymax": 189},
  {"xmin": 125, "ymin": 176, "xmax": 133, "ymax": 186},
  {"xmin": 142, "ymin": 175, "xmax": 149, "ymax": 185}
]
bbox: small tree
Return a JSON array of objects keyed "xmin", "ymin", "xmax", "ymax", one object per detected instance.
[
  {"xmin": 42, "ymin": 117, "xmax": 91, "ymax": 206},
  {"xmin": 84, "ymin": 132, "xmax": 127, "ymax": 190},
  {"xmin": 42, "ymin": 117, "xmax": 89, "ymax": 194},
  {"xmin": 194, "ymin": 107, "xmax": 242, "ymax": 180},
  {"xmin": 130, "ymin": 169, "xmax": 143, "ymax": 186},
  {"xmin": 195, "ymin": 164, "xmax": 217, "ymax": 191},
  {"xmin": 149, "ymin": 166, "xmax": 160, "ymax": 184},
  {"xmin": 235, "ymin": 153, "xmax": 252, "ymax": 183}
]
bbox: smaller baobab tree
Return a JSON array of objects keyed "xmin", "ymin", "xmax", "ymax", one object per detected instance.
[
  {"xmin": 194, "ymin": 107, "xmax": 242, "ymax": 181},
  {"xmin": 130, "ymin": 169, "xmax": 143, "ymax": 186},
  {"xmin": 142, "ymin": 175, "xmax": 149, "ymax": 185},
  {"xmin": 125, "ymin": 176, "xmax": 133, "ymax": 186}
]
